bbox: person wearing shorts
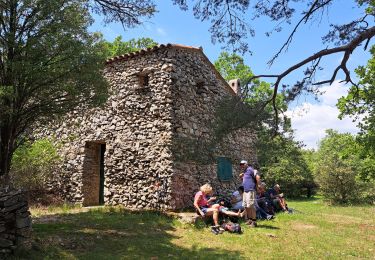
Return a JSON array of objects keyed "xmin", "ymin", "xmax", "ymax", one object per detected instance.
[
  {"xmin": 193, "ymin": 184, "xmax": 220, "ymax": 229},
  {"xmin": 239, "ymin": 160, "xmax": 260, "ymax": 227}
]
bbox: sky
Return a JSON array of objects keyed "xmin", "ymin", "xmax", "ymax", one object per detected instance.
[{"xmin": 90, "ymin": 0, "xmax": 373, "ymax": 149}]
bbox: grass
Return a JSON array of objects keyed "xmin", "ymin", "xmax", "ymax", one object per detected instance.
[{"xmin": 12, "ymin": 198, "xmax": 375, "ymax": 259}]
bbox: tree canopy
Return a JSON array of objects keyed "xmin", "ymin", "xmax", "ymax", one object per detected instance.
[
  {"xmin": 214, "ymin": 52, "xmax": 289, "ymax": 131},
  {"xmin": 172, "ymin": 0, "xmax": 375, "ymax": 130},
  {"xmin": 338, "ymin": 46, "xmax": 375, "ymax": 153},
  {"xmin": 99, "ymin": 36, "xmax": 158, "ymax": 59},
  {"xmin": 0, "ymin": 0, "xmax": 156, "ymax": 181}
]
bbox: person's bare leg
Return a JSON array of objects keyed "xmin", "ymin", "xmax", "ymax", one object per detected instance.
[
  {"xmin": 222, "ymin": 210, "xmax": 243, "ymax": 217},
  {"xmin": 245, "ymin": 207, "xmax": 252, "ymax": 222},
  {"xmin": 280, "ymin": 198, "xmax": 287, "ymax": 210},
  {"xmin": 213, "ymin": 209, "xmax": 219, "ymax": 226},
  {"xmin": 250, "ymin": 206, "xmax": 256, "ymax": 220},
  {"xmin": 245, "ymin": 205, "xmax": 257, "ymax": 227}
]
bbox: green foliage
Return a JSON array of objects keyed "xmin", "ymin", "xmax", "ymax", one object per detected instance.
[
  {"xmin": 0, "ymin": 0, "xmax": 118, "ymax": 178},
  {"xmin": 214, "ymin": 52, "xmax": 254, "ymax": 84},
  {"xmin": 337, "ymin": 45, "xmax": 375, "ymax": 182},
  {"xmin": 99, "ymin": 36, "xmax": 158, "ymax": 59},
  {"xmin": 338, "ymin": 46, "xmax": 375, "ymax": 149},
  {"xmin": 214, "ymin": 52, "xmax": 312, "ymax": 197},
  {"xmin": 257, "ymin": 130, "xmax": 316, "ymax": 198},
  {"xmin": 213, "ymin": 52, "xmax": 289, "ymax": 130},
  {"xmin": 314, "ymin": 130, "xmax": 375, "ymax": 204},
  {"xmin": 10, "ymin": 139, "xmax": 61, "ymax": 191}
]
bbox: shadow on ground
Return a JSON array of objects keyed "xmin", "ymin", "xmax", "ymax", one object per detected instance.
[{"xmin": 13, "ymin": 208, "xmax": 242, "ymax": 259}]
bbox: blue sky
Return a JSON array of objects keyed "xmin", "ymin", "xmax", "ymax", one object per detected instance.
[{"xmin": 90, "ymin": 0, "xmax": 373, "ymax": 149}]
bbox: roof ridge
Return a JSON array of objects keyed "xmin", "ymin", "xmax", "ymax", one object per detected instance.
[
  {"xmin": 105, "ymin": 43, "xmax": 235, "ymax": 96},
  {"xmin": 105, "ymin": 43, "xmax": 202, "ymax": 64}
]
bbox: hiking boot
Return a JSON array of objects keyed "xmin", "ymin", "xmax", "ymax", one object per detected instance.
[
  {"xmin": 211, "ymin": 226, "xmax": 220, "ymax": 235},
  {"xmin": 248, "ymin": 221, "xmax": 257, "ymax": 228},
  {"xmin": 245, "ymin": 220, "xmax": 252, "ymax": 225},
  {"xmin": 218, "ymin": 227, "xmax": 225, "ymax": 234}
]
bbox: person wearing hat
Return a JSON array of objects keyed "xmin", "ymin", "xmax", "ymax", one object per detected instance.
[
  {"xmin": 267, "ymin": 184, "xmax": 288, "ymax": 212},
  {"xmin": 239, "ymin": 160, "xmax": 260, "ymax": 227}
]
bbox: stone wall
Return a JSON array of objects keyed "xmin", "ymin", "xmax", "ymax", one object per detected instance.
[
  {"xmin": 40, "ymin": 45, "xmax": 257, "ymax": 210},
  {"xmin": 39, "ymin": 47, "xmax": 176, "ymax": 209},
  {"xmin": 168, "ymin": 48, "xmax": 257, "ymax": 209},
  {"xmin": 0, "ymin": 189, "xmax": 32, "ymax": 257}
]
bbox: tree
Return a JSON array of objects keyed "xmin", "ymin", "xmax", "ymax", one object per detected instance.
[
  {"xmin": 0, "ymin": 0, "xmax": 156, "ymax": 183},
  {"xmin": 100, "ymin": 36, "xmax": 158, "ymax": 59},
  {"xmin": 338, "ymin": 46, "xmax": 375, "ymax": 153},
  {"xmin": 214, "ymin": 52, "xmax": 314, "ymax": 197},
  {"xmin": 314, "ymin": 129, "xmax": 375, "ymax": 203},
  {"xmin": 172, "ymin": 0, "xmax": 375, "ymax": 129},
  {"xmin": 337, "ymin": 45, "xmax": 375, "ymax": 182},
  {"xmin": 214, "ymin": 52, "xmax": 289, "ymax": 131}
]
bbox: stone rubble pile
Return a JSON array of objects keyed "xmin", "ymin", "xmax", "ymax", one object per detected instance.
[{"xmin": 0, "ymin": 189, "xmax": 32, "ymax": 257}]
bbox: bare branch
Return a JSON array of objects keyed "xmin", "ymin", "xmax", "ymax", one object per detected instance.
[
  {"xmin": 250, "ymin": 26, "xmax": 375, "ymax": 131},
  {"xmin": 268, "ymin": 0, "xmax": 333, "ymax": 66}
]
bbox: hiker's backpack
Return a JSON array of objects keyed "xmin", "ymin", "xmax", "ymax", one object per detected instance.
[
  {"xmin": 222, "ymin": 222, "xmax": 242, "ymax": 234},
  {"xmin": 216, "ymin": 197, "xmax": 232, "ymax": 208}
]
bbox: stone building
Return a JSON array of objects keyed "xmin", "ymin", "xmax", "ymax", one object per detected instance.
[{"xmin": 43, "ymin": 44, "xmax": 257, "ymax": 210}]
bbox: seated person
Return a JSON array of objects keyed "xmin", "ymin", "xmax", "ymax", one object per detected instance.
[
  {"xmin": 194, "ymin": 184, "xmax": 243, "ymax": 222},
  {"xmin": 217, "ymin": 198, "xmax": 244, "ymax": 218},
  {"xmin": 266, "ymin": 184, "xmax": 288, "ymax": 212},
  {"xmin": 231, "ymin": 186, "xmax": 244, "ymax": 211},
  {"xmin": 194, "ymin": 184, "xmax": 220, "ymax": 231},
  {"xmin": 255, "ymin": 183, "xmax": 274, "ymax": 220},
  {"xmin": 257, "ymin": 182, "xmax": 275, "ymax": 215}
]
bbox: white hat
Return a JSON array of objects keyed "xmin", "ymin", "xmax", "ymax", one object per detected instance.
[{"xmin": 240, "ymin": 160, "xmax": 248, "ymax": 164}]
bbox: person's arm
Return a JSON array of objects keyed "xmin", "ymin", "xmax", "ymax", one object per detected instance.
[
  {"xmin": 255, "ymin": 174, "xmax": 261, "ymax": 192},
  {"xmin": 230, "ymin": 195, "xmax": 237, "ymax": 205},
  {"xmin": 194, "ymin": 195, "xmax": 205, "ymax": 216},
  {"xmin": 268, "ymin": 190, "xmax": 277, "ymax": 199}
]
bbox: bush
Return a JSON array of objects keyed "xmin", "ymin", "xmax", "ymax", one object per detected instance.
[
  {"xmin": 262, "ymin": 159, "xmax": 316, "ymax": 198},
  {"xmin": 314, "ymin": 130, "xmax": 375, "ymax": 204},
  {"xmin": 315, "ymin": 158, "xmax": 358, "ymax": 204},
  {"xmin": 10, "ymin": 138, "xmax": 61, "ymax": 191}
]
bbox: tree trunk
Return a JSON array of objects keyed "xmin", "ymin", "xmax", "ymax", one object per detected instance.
[{"xmin": 0, "ymin": 124, "xmax": 15, "ymax": 186}]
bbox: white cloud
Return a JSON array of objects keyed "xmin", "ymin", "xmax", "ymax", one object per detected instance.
[
  {"xmin": 156, "ymin": 27, "xmax": 167, "ymax": 36},
  {"xmin": 286, "ymin": 81, "xmax": 359, "ymax": 149}
]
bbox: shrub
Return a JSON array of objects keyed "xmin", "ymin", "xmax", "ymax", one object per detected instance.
[
  {"xmin": 314, "ymin": 130, "xmax": 374, "ymax": 204},
  {"xmin": 315, "ymin": 157, "xmax": 358, "ymax": 204},
  {"xmin": 10, "ymin": 138, "xmax": 61, "ymax": 191}
]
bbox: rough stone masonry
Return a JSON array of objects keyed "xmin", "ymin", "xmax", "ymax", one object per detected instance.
[
  {"xmin": 0, "ymin": 189, "xmax": 32, "ymax": 257},
  {"xmin": 40, "ymin": 44, "xmax": 257, "ymax": 210}
]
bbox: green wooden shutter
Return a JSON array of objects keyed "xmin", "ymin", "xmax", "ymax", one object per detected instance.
[{"xmin": 217, "ymin": 157, "xmax": 233, "ymax": 181}]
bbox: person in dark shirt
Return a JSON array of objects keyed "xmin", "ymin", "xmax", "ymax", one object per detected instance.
[
  {"xmin": 267, "ymin": 184, "xmax": 288, "ymax": 212},
  {"xmin": 256, "ymin": 182, "xmax": 275, "ymax": 217}
]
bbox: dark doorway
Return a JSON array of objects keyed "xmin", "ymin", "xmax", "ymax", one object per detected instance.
[
  {"xmin": 82, "ymin": 142, "xmax": 106, "ymax": 206},
  {"xmin": 99, "ymin": 144, "xmax": 105, "ymax": 205}
]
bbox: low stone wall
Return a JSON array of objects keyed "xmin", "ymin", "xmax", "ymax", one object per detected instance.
[{"xmin": 0, "ymin": 189, "xmax": 32, "ymax": 257}]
